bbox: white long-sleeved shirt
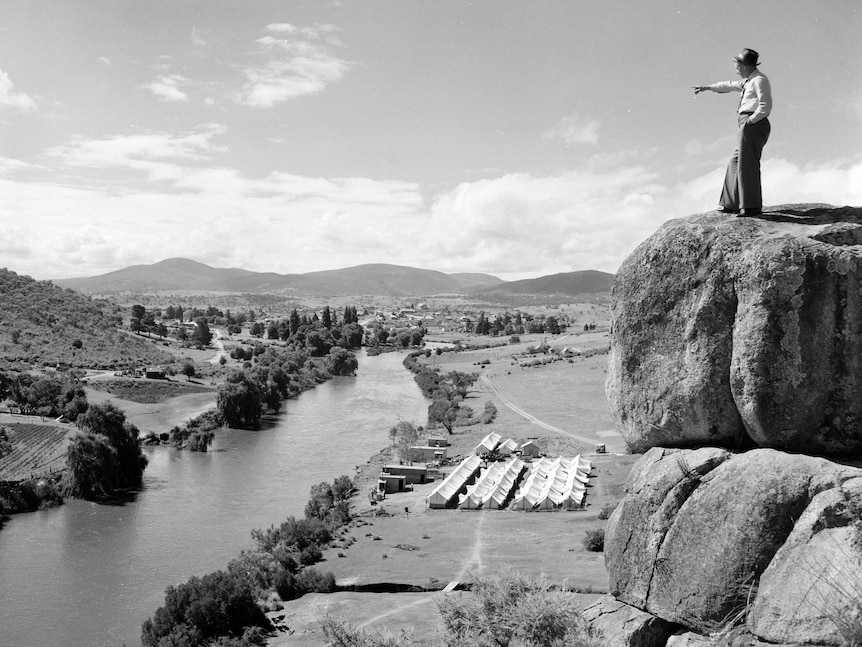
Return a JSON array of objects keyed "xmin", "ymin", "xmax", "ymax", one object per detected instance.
[{"xmin": 708, "ymin": 69, "xmax": 772, "ymax": 124}]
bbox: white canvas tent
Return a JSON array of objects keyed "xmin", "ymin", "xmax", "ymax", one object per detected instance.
[
  {"xmin": 473, "ymin": 431, "xmax": 502, "ymax": 455},
  {"xmin": 510, "ymin": 455, "xmax": 592, "ymax": 511},
  {"xmin": 457, "ymin": 457, "xmax": 527, "ymax": 509},
  {"xmin": 426, "ymin": 454, "xmax": 482, "ymax": 509}
]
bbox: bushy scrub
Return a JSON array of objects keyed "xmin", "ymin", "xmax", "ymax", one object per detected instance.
[
  {"xmin": 0, "ymin": 476, "xmax": 63, "ymax": 515},
  {"xmin": 582, "ymin": 528, "xmax": 605, "ymax": 552},
  {"xmin": 171, "ymin": 409, "xmax": 223, "ymax": 451},
  {"xmin": 140, "ymin": 570, "xmax": 271, "ymax": 647},
  {"xmin": 597, "ymin": 503, "xmax": 617, "ymax": 520},
  {"xmin": 322, "ymin": 570, "xmax": 603, "ymax": 647}
]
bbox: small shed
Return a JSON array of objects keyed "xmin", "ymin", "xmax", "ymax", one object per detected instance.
[
  {"xmin": 497, "ymin": 438, "xmax": 519, "ymax": 456},
  {"xmin": 520, "ymin": 440, "xmax": 541, "ymax": 458},
  {"xmin": 427, "ymin": 436, "xmax": 449, "ymax": 448},
  {"xmin": 145, "ymin": 367, "xmax": 165, "ymax": 379},
  {"xmin": 409, "ymin": 445, "xmax": 447, "ymax": 462},
  {"xmin": 382, "ymin": 464, "xmax": 428, "ymax": 485},
  {"xmin": 378, "ymin": 473, "xmax": 407, "ymax": 494}
]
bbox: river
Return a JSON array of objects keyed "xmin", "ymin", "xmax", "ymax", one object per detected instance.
[{"xmin": 0, "ymin": 350, "xmax": 427, "ymax": 647}]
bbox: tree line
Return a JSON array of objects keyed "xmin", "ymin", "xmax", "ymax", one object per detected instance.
[
  {"xmin": 465, "ymin": 311, "xmax": 566, "ymax": 336},
  {"xmin": 0, "ymin": 370, "xmax": 88, "ymax": 421},
  {"xmin": 142, "ymin": 475, "xmax": 355, "ymax": 647}
]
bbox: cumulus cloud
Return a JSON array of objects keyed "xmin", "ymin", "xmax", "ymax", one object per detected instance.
[
  {"xmin": 142, "ymin": 74, "xmax": 191, "ymax": 101},
  {"xmin": 0, "ymin": 70, "xmax": 36, "ymax": 111},
  {"xmin": 545, "ymin": 114, "xmax": 601, "ymax": 145},
  {"xmin": 763, "ymin": 157, "xmax": 862, "ymax": 205},
  {"xmin": 4, "ymin": 144, "xmax": 861, "ymax": 281},
  {"xmin": 237, "ymin": 25, "xmax": 350, "ymax": 107}
]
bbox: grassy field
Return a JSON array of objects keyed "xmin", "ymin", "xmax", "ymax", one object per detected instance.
[
  {"xmin": 86, "ymin": 378, "xmax": 215, "ymax": 404},
  {"xmin": 268, "ymin": 329, "xmax": 633, "ymax": 645}
]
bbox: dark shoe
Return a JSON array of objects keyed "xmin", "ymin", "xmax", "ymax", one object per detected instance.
[
  {"xmin": 739, "ymin": 208, "xmax": 762, "ymax": 217},
  {"xmin": 717, "ymin": 206, "xmax": 739, "ymax": 214}
]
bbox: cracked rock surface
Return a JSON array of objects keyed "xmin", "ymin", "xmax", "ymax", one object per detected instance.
[{"xmin": 605, "ymin": 448, "xmax": 862, "ymax": 635}]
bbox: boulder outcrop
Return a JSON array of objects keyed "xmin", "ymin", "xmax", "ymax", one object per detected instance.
[
  {"xmin": 581, "ymin": 595, "xmax": 678, "ymax": 647},
  {"xmin": 747, "ymin": 476, "xmax": 862, "ymax": 646},
  {"xmin": 607, "ymin": 205, "xmax": 862, "ymax": 455},
  {"xmin": 604, "ymin": 447, "xmax": 862, "ymax": 642}
]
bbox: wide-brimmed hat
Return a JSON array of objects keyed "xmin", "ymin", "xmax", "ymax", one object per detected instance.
[{"xmin": 733, "ymin": 48, "xmax": 760, "ymax": 67}]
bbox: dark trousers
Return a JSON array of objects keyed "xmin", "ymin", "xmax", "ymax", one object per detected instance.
[{"xmin": 720, "ymin": 115, "xmax": 770, "ymax": 210}]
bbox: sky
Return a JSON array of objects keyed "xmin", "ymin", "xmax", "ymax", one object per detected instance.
[{"xmin": 1, "ymin": 1, "xmax": 861, "ymax": 282}]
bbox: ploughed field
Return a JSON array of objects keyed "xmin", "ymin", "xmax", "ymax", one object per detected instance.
[{"xmin": 0, "ymin": 421, "xmax": 74, "ymax": 481}]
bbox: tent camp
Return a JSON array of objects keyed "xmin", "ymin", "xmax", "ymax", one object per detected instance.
[
  {"xmin": 458, "ymin": 462, "xmax": 507, "ymax": 509},
  {"xmin": 473, "ymin": 431, "xmax": 502, "ymax": 455},
  {"xmin": 426, "ymin": 454, "xmax": 482, "ymax": 509},
  {"xmin": 510, "ymin": 455, "xmax": 592, "ymax": 511},
  {"xmin": 483, "ymin": 458, "xmax": 527, "ymax": 509}
]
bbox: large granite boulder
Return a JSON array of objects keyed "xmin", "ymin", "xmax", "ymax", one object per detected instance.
[
  {"xmin": 747, "ymin": 476, "xmax": 862, "ymax": 646},
  {"xmin": 606, "ymin": 447, "xmax": 862, "ymax": 633},
  {"xmin": 607, "ymin": 205, "xmax": 862, "ymax": 455}
]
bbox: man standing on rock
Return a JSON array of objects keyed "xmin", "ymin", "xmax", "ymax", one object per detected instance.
[{"xmin": 692, "ymin": 48, "xmax": 772, "ymax": 217}]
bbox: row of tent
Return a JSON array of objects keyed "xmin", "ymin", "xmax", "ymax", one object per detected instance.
[
  {"xmin": 426, "ymin": 454, "xmax": 592, "ymax": 511},
  {"xmin": 510, "ymin": 455, "xmax": 592, "ymax": 511},
  {"xmin": 473, "ymin": 431, "xmax": 541, "ymax": 458}
]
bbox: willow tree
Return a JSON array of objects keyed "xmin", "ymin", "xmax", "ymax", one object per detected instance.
[
  {"xmin": 62, "ymin": 402, "xmax": 148, "ymax": 499},
  {"xmin": 217, "ymin": 371, "xmax": 263, "ymax": 429}
]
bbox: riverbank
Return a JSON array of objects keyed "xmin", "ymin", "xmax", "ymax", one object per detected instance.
[
  {"xmin": 266, "ymin": 332, "xmax": 635, "ymax": 645},
  {"xmin": 1, "ymin": 347, "xmax": 428, "ymax": 647}
]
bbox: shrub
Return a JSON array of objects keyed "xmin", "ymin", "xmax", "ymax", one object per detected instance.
[
  {"xmin": 299, "ymin": 544, "xmax": 323, "ymax": 566},
  {"xmin": 480, "ymin": 401, "xmax": 498, "ymax": 424},
  {"xmin": 436, "ymin": 570, "xmax": 603, "ymax": 647},
  {"xmin": 141, "ymin": 570, "xmax": 271, "ymax": 647},
  {"xmin": 322, "ymin": 614, "xmax": 412, "ymax": 647},
  {"xmin": 582, "ymin": 528, "xmax": 605, "ymax": 552},
  {"xmin": 296, "ymin": 567, "xmax": 336, "ymax": 594},
  {"xmin": 597, "ymin": 503, "xmax": 617, "ymax": 520},
  {"xmin": 274, "ymin": 568, "xmax": 298, "ymax": 600}
]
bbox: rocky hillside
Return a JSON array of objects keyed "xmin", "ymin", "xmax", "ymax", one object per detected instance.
[
  {"xmin": 0, "ymin": 268, "xmax": 171, "ymax": 370},
  {"xmin": 593, "ymin": 204, "xmax": 862, "ymax": 647}
]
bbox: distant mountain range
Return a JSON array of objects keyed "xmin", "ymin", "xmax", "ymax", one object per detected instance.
[{"xmin": 55, "ymin": 258, "xmax": 615, "ymax": 299}]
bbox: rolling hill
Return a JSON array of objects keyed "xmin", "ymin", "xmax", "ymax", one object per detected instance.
[
  {"xmin": 55, "ymin": 259, "xmax": 505, "ymax": 297},
  {"xmin": 54, "ymin": 258, "xmax": 615, "ymax": 301},
  {"xmin": 473, "ymin": 270, "xmax": 615, "ymax": 298}
]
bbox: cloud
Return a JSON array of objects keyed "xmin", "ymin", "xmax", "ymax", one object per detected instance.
[
  {"xmin": 237, "ymin": 25, "xmax": 350, "ymax": 107},
  {"xmin": 762, "ymin": 157, "xmax": 862, "ymax": 205},
  {"xmin": 97, "ymin": 57, "xmax": 112, "ymax": 68},
  {"xmin": 545, "ymin": 115, "xmax": 601, "ymax": 145},
  {"xmin": 142, "ymin": 74, "xmax": 191, "ymax": 102},
  {"xmin": 4, "ymin": 140, "xmax": 861, "ymax": 281},
  {"xmin": 0, "ymin": 69, "xmax": 36, "ymax": 111},
  {"xmin": 44, "ymin": 125, "xmax": 227, "ymax": 185}
]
